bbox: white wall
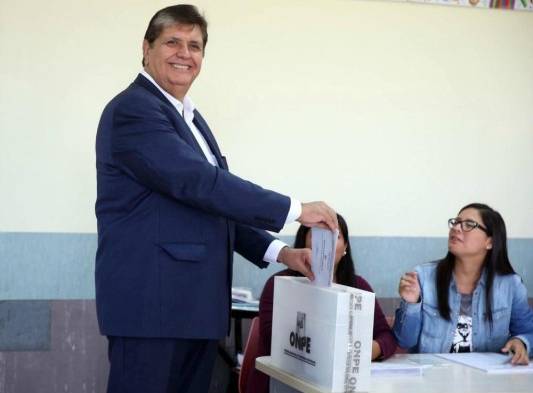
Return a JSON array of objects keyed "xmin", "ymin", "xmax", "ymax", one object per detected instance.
[{"xmin": 1, "ymin": 0, "xmax": 532, "ymax": 237}]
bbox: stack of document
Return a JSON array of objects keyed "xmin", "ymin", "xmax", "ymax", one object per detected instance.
[{"xmin": 231, "ymin": 287, "xmax": 258, "ymax": 305}]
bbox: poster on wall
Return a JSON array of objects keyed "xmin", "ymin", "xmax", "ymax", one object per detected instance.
[{"xmin": 374, "ymin": 0, "xmax": 533, "ymax": 12}]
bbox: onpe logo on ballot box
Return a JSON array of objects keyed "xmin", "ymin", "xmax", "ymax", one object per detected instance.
[
  {"xmin": 283, "ymin": 311, "xmax": 316, "ymax": 367},
  {"xmin": 289, "ymin": 312, "xmax": 311, "ymax": 354},
  {"xmin": 271, "ymin": 277, "xmax": 374, "ymax": 392}
]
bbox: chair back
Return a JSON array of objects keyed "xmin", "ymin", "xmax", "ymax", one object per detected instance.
[{"xmin": 239, "ymin": 316, "xmax": 261, "ymax": 393}]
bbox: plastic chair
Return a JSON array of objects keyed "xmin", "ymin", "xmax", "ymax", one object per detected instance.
[{"xmin": 238, "ymin": 316, "xmax": 261, "ymax": 393}]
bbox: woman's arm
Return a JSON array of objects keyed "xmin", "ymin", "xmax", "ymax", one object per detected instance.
[
  {"xmin": 355, "ymin": 276, "xmax": 397, "ymax": 360},
  {"xmin": 508, "ymin": 275, "xmax": 533, "ymax": 358},
  {"xmin": 258, "ymin": 275, "xmax": 276, "ymax": 356},
  {"xmin": 393, "ymin": 300, "xmax": 423, "ymax": 350},
  {"xmin": 392, "ymin": 271, "xmax": 423, "ymax": 350}
]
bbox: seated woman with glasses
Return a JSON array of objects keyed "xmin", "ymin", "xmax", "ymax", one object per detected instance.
[
  {"xmin": 246, "ymin": 214, "xmax": 397, "ymax": 393},
  {"xmin": 393, "ymin": 203, "xmax": 533, "ymax": 364}
]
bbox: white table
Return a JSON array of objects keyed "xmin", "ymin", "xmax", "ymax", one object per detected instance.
[{"xmin": 256, "ymin": 354, "xmax": 533, "ymax": 393}]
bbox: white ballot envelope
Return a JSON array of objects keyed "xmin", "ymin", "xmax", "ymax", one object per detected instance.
[
  {"xmin": 271, "ymin": 276, "xmax": 374, "ymax": 392},
  {"xmin": 311, "ymin": 227, "xmax": 339, "ymax": 287}
]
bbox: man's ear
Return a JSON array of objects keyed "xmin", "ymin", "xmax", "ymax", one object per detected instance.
[{"xmin": 142, "ymin": 40, "xmax": 150, "ymax": 66}]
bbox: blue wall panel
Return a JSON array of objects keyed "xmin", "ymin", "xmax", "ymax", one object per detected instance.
[{"xmin": 1, "ymin": 232, "xmax": 532, "ymax": 300}]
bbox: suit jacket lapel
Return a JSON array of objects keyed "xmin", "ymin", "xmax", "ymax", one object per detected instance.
[
  {"xmin": 133, "ymin": 74, "xmax": 227, "ymax": 169},
  {"xmin": 193, "ymin": 110, "xmax": 227, "ymax": 170},
  {"xmin": 133, "ymin": 74, "xmax": 206, "ymax": 157}
]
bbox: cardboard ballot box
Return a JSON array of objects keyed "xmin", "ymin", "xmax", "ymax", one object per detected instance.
[{"xmin": 271, "ymin": 276, "xmax": 374, "ymax": 392}]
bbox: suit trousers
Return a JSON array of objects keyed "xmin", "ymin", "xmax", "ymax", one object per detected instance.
[{"xmin": 106, "ymin": 336, "xmax": 218, "ymax": 393}]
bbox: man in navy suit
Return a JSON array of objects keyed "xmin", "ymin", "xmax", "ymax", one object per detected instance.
[{"xmin": 95, "ymin": 5, "xmax": 337, "ymax": 393}]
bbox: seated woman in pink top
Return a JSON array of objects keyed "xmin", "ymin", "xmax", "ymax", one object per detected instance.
[{"xmin": 246, "ymin": 214, "xmax": 397, "ymax": 393}]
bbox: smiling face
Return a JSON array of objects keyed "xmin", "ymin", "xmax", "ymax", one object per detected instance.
[
  {"xmin": 142, "ymin": 23, "xmax": 204, "ymax": 101},
  {"xmin": 448, "ymin": 207, "xmax": 493, "ymax": 260}
]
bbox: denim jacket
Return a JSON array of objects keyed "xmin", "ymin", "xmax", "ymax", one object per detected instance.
[{"xmin": 393, "ymin": 261, "xmax": 533, "ymax": 356}]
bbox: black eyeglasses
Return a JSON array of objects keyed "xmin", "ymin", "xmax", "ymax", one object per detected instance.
[{"xmin": 448, "ymin": 218, "xmax": 488, "ymax": 233}]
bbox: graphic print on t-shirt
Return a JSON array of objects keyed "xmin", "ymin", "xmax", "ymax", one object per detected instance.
[{"xmin": 450, "ymin": 314, "xmax": 472, "ymax": 353}]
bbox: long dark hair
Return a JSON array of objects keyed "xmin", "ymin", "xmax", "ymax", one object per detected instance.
[
  {"xmin": 293, "ymin": 214, "xmax": 356, "ymax": 287},
  {"xmin": 436, "ymin": 203, "xmax": 515, "ymax": 325}
]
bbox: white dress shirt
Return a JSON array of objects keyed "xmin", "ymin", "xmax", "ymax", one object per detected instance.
[{"xmin": 140, "ymin": 70, "xmax": 301, "ymax": 262}]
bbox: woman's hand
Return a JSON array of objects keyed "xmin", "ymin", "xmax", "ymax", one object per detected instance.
[
  {"xmin": 502, "ymin": 338, "xmax": 529, "ymax": 365},
  {"xmin": 398, "ymin": 272, "xmax": 421, "ymax": 304},
  {"xmin": 371, "ymin": 340, "xmax": 382, "ymax": 360}
]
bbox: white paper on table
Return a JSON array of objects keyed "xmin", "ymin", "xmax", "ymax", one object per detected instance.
[
  {"xmin": 370, "ymin": 361, "xmax": 430, "ymax": 377},
  {"xmin": 310, "ymin": 227, "xmax": 339, "ymax": 287},
  {"xmin": 406, "ymin": 354, "xmax": 450, "ymax": 367},
  {"xmin": 436, "ymin": 352, "xmax": 533, "ymax": 374}
]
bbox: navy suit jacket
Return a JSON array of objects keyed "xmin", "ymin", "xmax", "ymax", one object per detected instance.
[{"xmin": 95, "ymin": 74, "xmax": 290, "ymax": 339}]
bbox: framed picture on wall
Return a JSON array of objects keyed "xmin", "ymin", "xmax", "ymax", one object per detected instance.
[{"xmin": 364, "ymin": 0, "xmax": 533, "ymax": 12}]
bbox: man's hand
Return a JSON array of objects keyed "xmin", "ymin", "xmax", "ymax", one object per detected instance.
[
  {"xmin": 502, "ymin": 338, "xmax": 529, "ymax": 365},
  {"xmin": 298, "ymin": 201, "xmax": 338, "ymax": 231},
  {"xmin": 277, "ymin": 246, "xmax": 315, "ymax": 281},
  {"xmin": 399, "ymin": 272, "xmax": 421, "ymax": 304}
]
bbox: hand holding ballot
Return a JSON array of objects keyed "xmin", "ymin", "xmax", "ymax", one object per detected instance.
[
  {"xmin": 248, "ymin": 214, "xmax": 398, "ymax": 393},
  {"xmin": 276, "ymin": 202, "xmax": 338, "ymax": 283},
  {"xmin": 297, "ymin": 201, "xmax": 338, "ymax": 231},
  {"xmin": 277, "ymin": 247, "xmax": 315, "ymax": 282},
  {"xmin": 280, "ymin": 226, "xmax": 342, "ymax": 287},
  {"xmin": 310, "ymin": 227, "xmax": 340, "ymax": 287}
]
